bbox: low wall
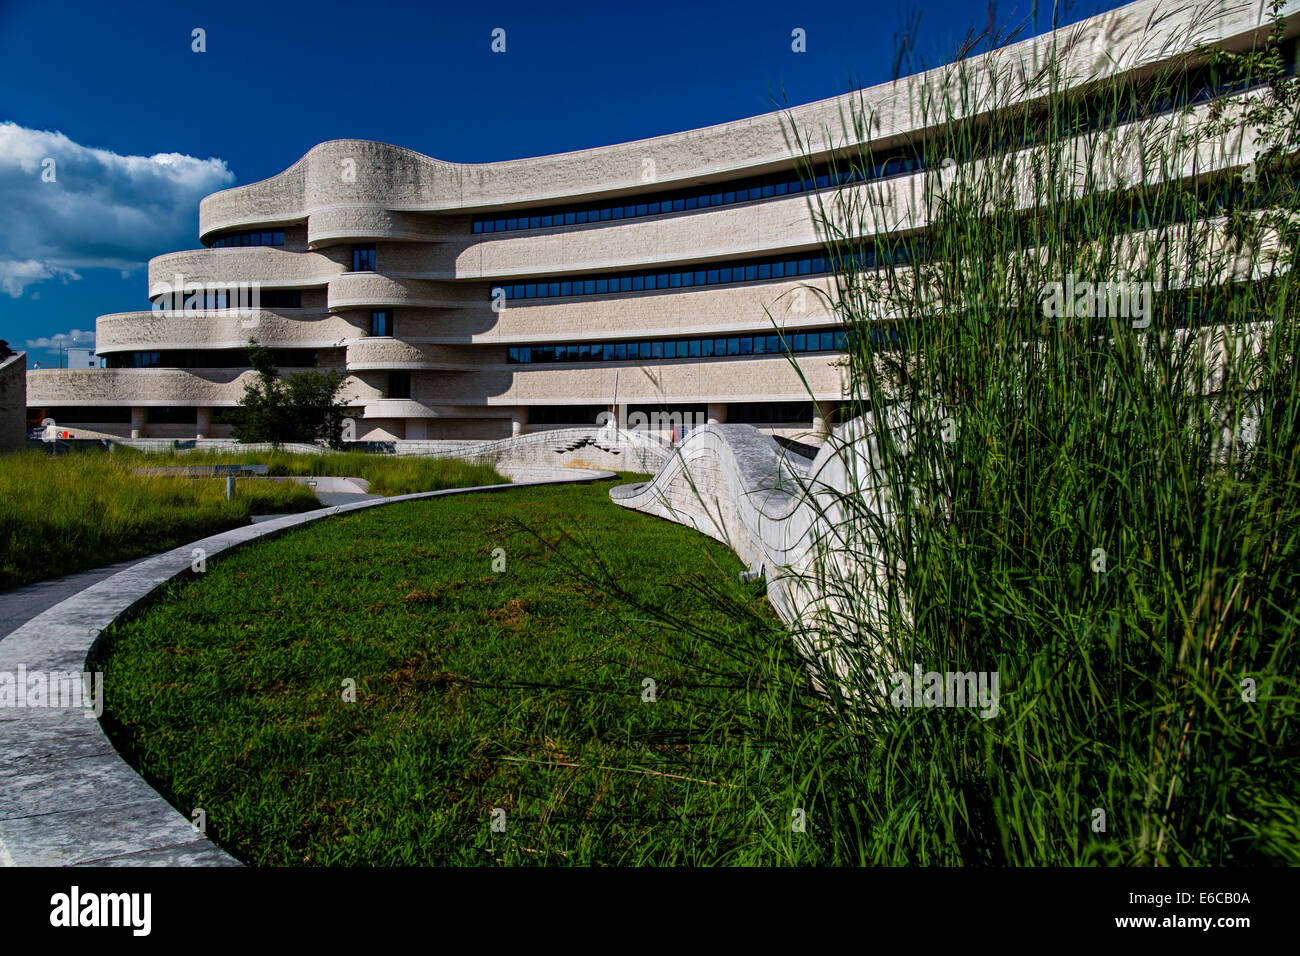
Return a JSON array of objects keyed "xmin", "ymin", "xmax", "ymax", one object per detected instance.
[
  {"xmin": 114, "ymin": 427, "xmax": 674, "ymax": 477},
  {"xmin": 610, "ymin": 415, "xmax": 913, "ymax": 683}
]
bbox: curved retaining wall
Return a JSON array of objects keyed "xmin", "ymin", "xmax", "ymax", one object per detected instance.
[{"xmin": 610, "ymin": 415, "xmax": 916, "ymax": 677}]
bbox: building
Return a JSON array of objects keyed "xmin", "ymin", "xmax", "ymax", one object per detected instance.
[
  {"xmin": 63, "ymin": 348, "xmax": 102, "ymax": 370},
  {"xmin": 24, "ymin": 0, "xmax": 1297, "ymax": 442}
]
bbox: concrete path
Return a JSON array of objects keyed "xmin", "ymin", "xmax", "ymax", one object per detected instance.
[
  {"xmin": 0, "ymin": 559, "xmax": 149, "ymax": 643},
  {"xmin": 0, "ymin": 471, "xmax": 613, "ymax": 867}
]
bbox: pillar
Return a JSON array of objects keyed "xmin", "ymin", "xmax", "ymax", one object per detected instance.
[
  {"xmin": 511, "ymin": 406, "xmax": 528, "ymax": 437},
  {"xmin": 707, "ymin": 402, "xmax": 727, "ymax": 425},
  {"xmin": 812, "ymin": 400, "xmax": 836, "ymax": 439},
  {"xmin": 130, "ymin": 406, "xmax": 146, "ymax": 439},
  {"xmin": 195, "ymin": 406, "xmax": 212, "ymax": 440}
]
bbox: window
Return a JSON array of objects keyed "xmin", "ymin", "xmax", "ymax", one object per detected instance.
[
  {"xmin": 106, "ymin": 348, "xmax": 316, "ymax": 369},
  {"xmin": 370, "ymin": 310, "xmax": 392, "ymax": 336},
  {"xmin": 387, "ymin": 371, "xmax": 411, "ymax": 399},
  {"xmin": 352, "ymin": 245, "xmax": 376, "ymax": 272},
  {"xmin": 147, "ymin": 406, "xmax": 199, "ymax": 424},
  {"xmin": 729, "ymin": 402, "xmax": 815, "ymax": 424},
  {"xmin": 499, "ymin": 328, "xmax": 854, "ymax": 364},
  {"xmin": 260, "ymin": 290, "xmax": 302, "ymax": 309},
  {"xmin": 529, "ymin": 405, "xmax": 608, "ymax": 425},
  {"xmin": 208, "ymin": 230, "xmax": 284, "ymax": 249}
]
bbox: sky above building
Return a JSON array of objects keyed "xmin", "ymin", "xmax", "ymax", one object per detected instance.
[{"xmin": 0, "ymin": 0, "xmax": 1124, "ymax": 364}]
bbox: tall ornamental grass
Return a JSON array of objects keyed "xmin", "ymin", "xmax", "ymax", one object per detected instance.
[{"xmin": 770, "ymin": 3, "xmax": 1300, "ymax": 863}]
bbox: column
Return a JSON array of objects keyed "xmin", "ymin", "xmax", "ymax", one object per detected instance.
[
  {"xmin": 130, "ymin": 406, "xmax": 146, "ymax": 440},
  {"xmin": 195, "ymin": 406, "xmax": 212, "ymax": 440},
  {"xmin": 812, "ymin": 400, "xmax": 836, "ymax": 439}
]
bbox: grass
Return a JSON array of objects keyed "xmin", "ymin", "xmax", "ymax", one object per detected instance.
[
  {"xmin": 94, "ymin": 477, "xmax": 834, "ymax": 865},
  {"xmin": 0, "ymin": 448, "xmax": 506, "ymax": 591},
  {"xmin": 110, "ymin": 446, "xmax": 506, "ymax": 497}
]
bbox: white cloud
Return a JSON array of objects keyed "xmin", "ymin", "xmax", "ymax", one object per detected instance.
[
  {"xmin": 0, "ymin": 259, "xmax": 79, "ymax": 297},
  {"xmin": 0, "ymin": 122, "xmax": 235, "ymax": 298},
  {"xmin": 25, "ymin": 328, "xmax": 95, "ymax": 350}
]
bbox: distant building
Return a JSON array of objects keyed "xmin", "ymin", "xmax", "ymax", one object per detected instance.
[{"xmin": 64, "ymin": 348, "xmax": 101, "ymax": 370}]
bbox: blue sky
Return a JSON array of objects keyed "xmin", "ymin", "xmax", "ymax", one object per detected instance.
[{"xmin": 0, "ymin": 0, "xmax": 1122, "ymax": 365}]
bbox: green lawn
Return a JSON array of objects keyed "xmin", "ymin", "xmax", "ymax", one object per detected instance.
[
  {"xmin": 110, "ymin": 446, "xmax": 506, "ymax": 497},
  {"xmin": 0, "ymin": 448, "xmax": 505, "ymax": 591},
  {"xmin": 95, "ymin": 477, "xmax": 827, "ymax": 865}
]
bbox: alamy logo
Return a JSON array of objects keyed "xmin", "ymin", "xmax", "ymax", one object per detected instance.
[
  {"xmin": 879, "ymin": 664, "xmax": 1000, "ymax": 719},
  {"xmin": 50, "ymin": 886, "xmax": 151, "ymax": 936},
  {"xmin": 0, "ymin": 666, "xmax": 103, "ymax": 718},
  {"xmin": 596, "ymin": 409, "xmax": 708, "ymax": 432},
  {"xmin": 1041, "ymin": 273, "xmax": 1152, "ymax": 329},
  {"xmin": 150, "ymin": 273, "xmax": 261, "ymax": 320}
]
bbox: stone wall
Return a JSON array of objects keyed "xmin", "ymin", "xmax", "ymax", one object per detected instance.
[
  {"xmin": 0, "ymin": 353, "xmax": 27, "ymax": 453},
  {"xmin": 610, "ymin": 415, "xmax": 916, "ymax": 685}
]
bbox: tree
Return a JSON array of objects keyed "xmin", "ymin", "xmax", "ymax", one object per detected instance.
[{"xmin": 228, "ymin": 344, "xmax": 350, "ymax": 447}]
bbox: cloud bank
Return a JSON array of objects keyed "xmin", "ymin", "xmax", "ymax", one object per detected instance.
[{"xmin": 0, "ymin": 122, "xmax": 235, "ymax": 298}]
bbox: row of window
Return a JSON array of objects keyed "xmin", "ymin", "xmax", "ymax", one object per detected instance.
[
  {"xmin": 28, "ymin": 406, "xmax": 133, "ymax": 424},
  {"xmin": 472, "ymin": 54, "xmax": 1288, "ymax": 237},
  {"xmin": 472, "ymin": 157, "xmax": 920, "ymax": 234},
  {"xmin": 507, "ymin": 328, "xmax": 853, "ymax": 364},
  {"xmin": 509, "ymin": 282, "xmax": 1272, "ymax": 370},
  {"xmin": 495, "ymin": 163, "xmax": 1294, "ymax": 304},
  {"xmin": 148, "ymin": 289, "xmax": 304, "ymax": 310},
  {"xmin": 496, "ymin": 245, "xmax": 920, "ymax": 301},
  {"xmin": 106, "ymin": 349, "xmax": 317, "ymax": 369},
  {"xmin": 207, "ymin": 230, "xmax": 285, "ymax": 249}
]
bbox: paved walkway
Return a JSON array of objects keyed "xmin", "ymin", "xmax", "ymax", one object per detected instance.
[{"xmin": 0, "ymin": 559, "xmax": 149, "ymax": 643}]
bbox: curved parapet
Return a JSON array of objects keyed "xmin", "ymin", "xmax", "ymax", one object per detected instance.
[
  {"xmin": 327, "ymin": 272, "xmax": 470, "ymax": 311},
  {"xmin": 97, "ymin": 310, "xmax": 357, "ymax": 353},
  {"xmin": 344, "ymin": 339, "xmax": 477, "ymax": 371},
  {"xmin": 117, "ymin": 426, "xmax": 674, "ymax": 481},
  {"xmin": 148, "ymin": 247, "xmax": 341, "ymax": 293}
]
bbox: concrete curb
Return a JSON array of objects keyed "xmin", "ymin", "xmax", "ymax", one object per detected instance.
[{"xmin": 0, "ymin": 470, "xmax": 614, "ymax": 867}]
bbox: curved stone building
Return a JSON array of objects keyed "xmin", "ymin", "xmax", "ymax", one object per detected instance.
[{"xmin": 25, "ymin": 0, "xmax": 1298, "ymax": 442}]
